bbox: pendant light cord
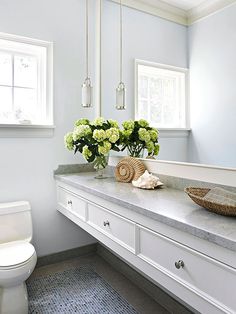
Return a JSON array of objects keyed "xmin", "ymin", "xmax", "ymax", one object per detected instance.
[
  {"xmin": 86, "ymin": 0, "xmax": 89, "ymax": 79},
  {"xmin": 120, "ymin": 0, "xmax": 123, "ymax": 83}
]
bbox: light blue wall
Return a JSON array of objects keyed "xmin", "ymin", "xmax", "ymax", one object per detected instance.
[
  {"xmin": 0, "ymin": 0, "xmax": 97, "ymax": 257},
  {"xmin": 101, "ymin": 0, "xmax": 189, "ymax": 162},
  {"xmin": 188, "ymin": 4, "xmax": 236, "ymax": 167}
]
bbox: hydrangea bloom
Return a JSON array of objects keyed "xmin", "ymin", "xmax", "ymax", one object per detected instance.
[
  {"xmin": 138, "ymin": 119, "xmax": 149, "ymax": 128},
  {"xmin": 93, "ymin": 129, "xmax": 107, "ymax": 142},
  {"xmin": 138, "ymin": 128, "xmax": 151, "ymax": 143},
  {"xmin": 93, "ymin": 117, "xmax": 105, "ymax": 126},
  {"xmin": 64, "ymin": 132, "xmax": 74, "ymax": 151},
  {"xmin": 98, "ymin": 141, "xmax": 111, "ymax": 155},
  {"xmin": 73, "ymin": 125, "xmax": 92, "ymax": 141},
  {"xmin": 122, "ymin": 120, "xmax": 135, "ymax": 130},
  {"xmin": 146, "ymin": 141, "xmax": 155, "ymax": 154},
  {"xmin": 108, "ymin": 119, "xmax": 119, "ymax": 129},
  {"xmin": 82, "ymin": 145, "xmax": 92, "ymax": 160},
  {"xmin": 75, "ymin": 118, "xmax": 90, "ymax": 126},
  {"xmin": 149, "ymin": 129, "xmax": 158, "ymax": 141},
  {"xmin": 122, "ymin": 129, "xmax": 133, "ymax": 138},
  {"xmin": 106, "ymin": 128, "xmax": 120, "ymax": 143},
  {"xmin": 154, "ymin": 144, "xmax": 160, "ymax": 155}
]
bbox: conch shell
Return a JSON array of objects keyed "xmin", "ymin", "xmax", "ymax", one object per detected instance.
[
  {"xmin": 132, "ymin": 170, "xmax": 163, "ymax": 189},
  {"xmin": 115, "ymin": 157, "xmax": 146, "ymax": 183}
]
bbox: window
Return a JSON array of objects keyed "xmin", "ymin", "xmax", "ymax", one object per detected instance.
[
  {"xmin": 0, "ymin": 33, "xmax": 53, "ymax": 126},
  {"xmin": 135, "ymin": 60, "xmax": 188, "ymax": 129}
]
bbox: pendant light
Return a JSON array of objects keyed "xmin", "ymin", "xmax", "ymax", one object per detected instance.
[
  {"xmin": 116, "ymin": 0, "xmax": 126, "ymax": 110},
  {"xmin": 82, "ymin": 0, "xmax": 93, "ymax": 107}
]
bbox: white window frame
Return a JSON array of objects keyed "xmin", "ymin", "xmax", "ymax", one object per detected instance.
[
  {"xmin": 135, "ymin": 59, "xmax": 190, "ymax": 137},
  {"xmin": 0, "ymin": 32, "xmax": 54, "ymax": 137}
]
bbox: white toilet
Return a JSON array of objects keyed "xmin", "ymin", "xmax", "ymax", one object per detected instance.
[{"xmin": 0, "ymin": 201, "xmax": 37, "ymax": 314}]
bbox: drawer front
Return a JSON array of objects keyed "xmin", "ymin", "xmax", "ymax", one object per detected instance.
[
  {"xmin": 57, "ymin": 186, "xmax": 86, "ymax": 220},
  {"xmin": 88, "ymin": 203, "xmax": 135, "ymax": 252},
  {"xmin": 138, "ymin": 226, "xmax": 236, "ymax": 312}
]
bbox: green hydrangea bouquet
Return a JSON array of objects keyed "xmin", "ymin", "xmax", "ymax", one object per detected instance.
[
  {"xmin": 120, "ymin": 119, "xmax": 159, "ymax": 158},
  {"xmin": 64, "ymin": 117, "xmax": 120, "ymax": 178}
]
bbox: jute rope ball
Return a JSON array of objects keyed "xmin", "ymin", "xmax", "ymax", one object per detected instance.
[{"xmin": 115, "ymin": 157, "xmax": 146, "ymax": 183}]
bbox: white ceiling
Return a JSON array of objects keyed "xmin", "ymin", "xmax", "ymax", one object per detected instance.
[{"xmin": 160, "ymin": 0, "xmax": 206, "ymax": 11}]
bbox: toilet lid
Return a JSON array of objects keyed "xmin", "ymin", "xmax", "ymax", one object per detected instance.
[{"xmin": 0, "ymin": 242, "xmax": 35, "ymax": 267}]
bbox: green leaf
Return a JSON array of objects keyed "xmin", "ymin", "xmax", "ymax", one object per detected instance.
[
  {"xmin": 112, "ymin": 146, "xmax": 120, "ymax": 152},
  {"xmin": 87, "ymin": 155, "xmax": 95, "ymax": 163}
]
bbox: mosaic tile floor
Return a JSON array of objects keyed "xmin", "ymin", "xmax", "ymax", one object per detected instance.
[
  {"xmin": 27, "ymin": 266, "xmax": 138, "ymax": 314},
  {"xmin": 27, "ymin": 254, "xmax": 170, "ymax": 314}
]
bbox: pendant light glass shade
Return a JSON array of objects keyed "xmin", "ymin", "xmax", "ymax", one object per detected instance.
[
  {"xmin": 82, "ymin": 77, "xmax": 93, "ymax": 108},
  {"xmin": 116, "ymin": 82, "xmax": 126, "ymax": 110},
  {"xmin": 115, "ymin": 0, "xmax": 126, "ymax": 110},
  {"xmin": 82, "ymin": 0, "xmax": 93, "ymax": 108}
]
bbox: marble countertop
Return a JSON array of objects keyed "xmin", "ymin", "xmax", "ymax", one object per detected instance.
[{"xmin": 55, "ymin": 172, "xmax": 236, "ymax": 252}]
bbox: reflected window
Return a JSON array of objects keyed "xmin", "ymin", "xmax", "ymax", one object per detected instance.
[{"xmin": 135, "ymin": 60, "xmax": 188, "ymax": 128}]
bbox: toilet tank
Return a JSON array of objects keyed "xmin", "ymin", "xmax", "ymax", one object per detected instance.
[{"xmin": 0, "ymin": 201, "xmax": 33, "ymax": 244}]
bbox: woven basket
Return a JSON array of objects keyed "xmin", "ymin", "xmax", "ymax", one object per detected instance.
[
  {"xmin": 185, "ymin": 187, "xmax": 236, "ymax": 217},
  {"xmin": 115, "ymin": 157, "xmax": 146, "ymax": 183}
]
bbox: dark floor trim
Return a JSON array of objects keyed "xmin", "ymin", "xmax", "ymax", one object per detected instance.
[
  {"xmin": 97, "ymin": 243, "xmax": 196, "ymax": 314},
  {"xmin": 36, "ymin": 243, "xmax": 97, "ymax": 268}
]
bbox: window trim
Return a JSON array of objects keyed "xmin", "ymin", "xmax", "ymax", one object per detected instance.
[
  {"xmin": 0, "ymin": 32, "xmax": 53, "ymax": 128},
  {"xmin": 0, "ymin": 123, "xmax": 55, "ymax": 138},
  {"xmin": 134, "ymin": 59, "xmax": 190, "ymax": 131}
]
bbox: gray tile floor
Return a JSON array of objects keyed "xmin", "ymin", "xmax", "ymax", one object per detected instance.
[{"xmin": 29, "ymin": 253, "xmax": 169, "ymax": 314}]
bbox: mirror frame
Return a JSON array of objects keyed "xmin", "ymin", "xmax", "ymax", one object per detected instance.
[{"xmin": 109, "ymin": 156, "xmax": 236, "ymax": 187}]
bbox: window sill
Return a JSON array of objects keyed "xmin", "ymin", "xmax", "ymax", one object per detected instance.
[
  {"xmin": 158, "ymin": 128, "xmax": 191, "ymax": 138},
  {"xmin": 0, "ymin": 124, "xmax": 55, "ymax": 138}
]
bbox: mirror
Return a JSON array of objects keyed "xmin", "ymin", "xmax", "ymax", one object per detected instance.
[{"xmin": 100, "ymin": 0, "xmax": 236, "ymax": 169}]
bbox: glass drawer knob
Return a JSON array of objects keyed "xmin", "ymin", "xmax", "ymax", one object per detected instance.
[{"xmin": 175, "ymin": 260, "xmax": 184, "ymax": 269}]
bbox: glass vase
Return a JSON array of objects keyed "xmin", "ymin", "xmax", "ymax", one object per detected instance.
[
  {"xmin": 93, "ymin": 154, "xmax": 109, "ymax": 179},
  {"xmin": 127, "ymin": 144, "xmax": 144, "ymax": 158}
]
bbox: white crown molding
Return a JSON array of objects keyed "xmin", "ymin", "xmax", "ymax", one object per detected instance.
[
  {"xmin": 109, "ymin": 0, "xmax": 236, "ymax": 26},
  {"xmin": 187, "ymin": 0, "xmax": 236, "ymax": 24},
  {"xmin": 110, "ymin": 0, "xmax": 188, "ymax": 25}
]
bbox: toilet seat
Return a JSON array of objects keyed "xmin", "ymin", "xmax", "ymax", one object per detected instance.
[{"xmin": 0, "ymin": 242, "xmax": 35, "ymax": 269}]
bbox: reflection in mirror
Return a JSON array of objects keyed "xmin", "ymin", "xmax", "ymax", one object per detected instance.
[
  {"xmin": 101, "ymin": 0, "xmax": 236, "ymax": 168},
  {"xmin": 135, "ymin": 60, "xmax": 187, "ymax": 129}
]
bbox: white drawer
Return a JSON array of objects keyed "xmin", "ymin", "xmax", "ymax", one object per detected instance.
[
  {"xmin": 138, "ymin": 225, "xmax": 236, "ymax": 313},
  {"xmin": 57, "ymin": 186, "xmax": 86, "ymax": 220},
  {"xmin": 87, "ymin": 203, "xmax": 135, "ymax": 252}
]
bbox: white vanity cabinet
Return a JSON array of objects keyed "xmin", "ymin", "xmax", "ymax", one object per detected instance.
[
  {"xmin": 57, "ymin": 186, "xmax": 87, "ymax": 221},
  {"xmin": 56, "ymin": 181, "xmax": 236, "ymax": 314},
  {"xmin": 87, "ymin": 203, "xmax": 136, "ymax": 253},
  {"xmin": 137, "ymin": 226, "xmax": 236, "ymax": 313}
]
